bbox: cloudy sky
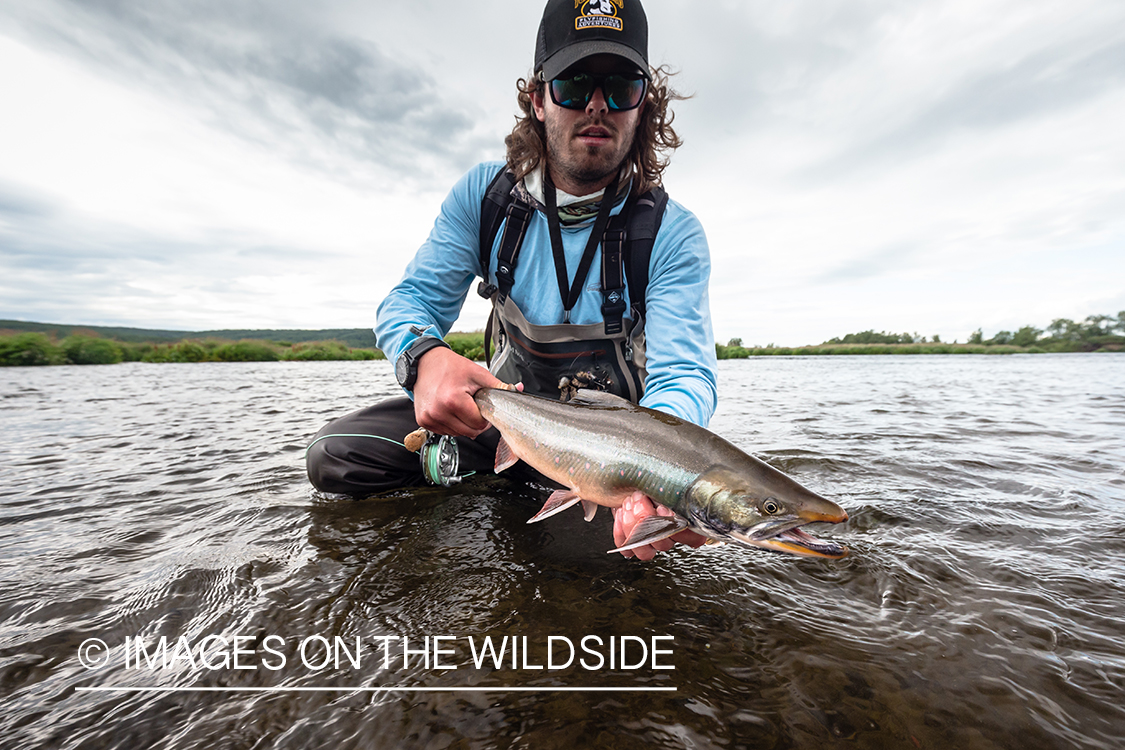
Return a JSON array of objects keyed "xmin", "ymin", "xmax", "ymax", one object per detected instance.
[{"xmin": 1, "ymin": 0, "xmax": 1122, "ymax": 346}]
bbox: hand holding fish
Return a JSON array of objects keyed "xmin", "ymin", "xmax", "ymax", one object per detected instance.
[
  {"xmin": 412, "ymin": 347, "xmax": 509, "ymax": 438},
  {"xmin": 612, "ymin": 492, "xmax": 708, "ymax": 560}
]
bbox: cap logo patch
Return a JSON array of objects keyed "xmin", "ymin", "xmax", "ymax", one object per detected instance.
[{"xmin": 575, "ymin": 0, "xmax": 623, "ymax": 32}]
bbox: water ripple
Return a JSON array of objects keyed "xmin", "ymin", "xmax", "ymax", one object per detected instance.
[{"xmin": 0, "ymin": 356, "xmax": 1123, "ymax": 748}]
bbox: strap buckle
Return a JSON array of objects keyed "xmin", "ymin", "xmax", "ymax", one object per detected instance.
[
  {"xmin": 601, "ymin": 226, "xmax": 627, "ymax": 335},
  {"xmin": 601, "ymin": 288, "xmax": 627, "ymax": 335}
]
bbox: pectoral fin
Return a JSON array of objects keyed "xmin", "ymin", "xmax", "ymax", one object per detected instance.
[
  {"xmin": 527, "ymin": 489, "xmax": 583, "ymax": 523},
  {"xmin": 494, "ymin": 436, "xmax": 519, "ymax": 473},
  {"xmin": 607, "ymin": 514, "xmax": 689, "ymax": 553}
]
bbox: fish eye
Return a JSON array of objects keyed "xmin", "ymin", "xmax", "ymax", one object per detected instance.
[{"xmin": 763, "ymin": 499, "xmax": 782, "ymax": 515}]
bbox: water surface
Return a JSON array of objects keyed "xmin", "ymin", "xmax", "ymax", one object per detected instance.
[{"xmin": 1, "ymin": 355, "xmax": 1123, "ymax": 749}]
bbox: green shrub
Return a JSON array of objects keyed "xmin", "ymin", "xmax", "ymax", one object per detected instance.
[
  {"xmin": 283, "ymin": 341, "xmax": 352, "ymax": 361},
  {"xmin": 170, "ymin": 341, "xmax": 209, "ymax": 362},
  {"xmin": 140, "ymin": 344, "xmax": 175, "ymax": 363},
  {"xmin": 445, "ymin": 332, "xmax": 487, "ymax": 361},
  {"xmin": 0, "ymin": 333, "xmax": 66, "ymax": 366},
  {"xmin": 716, "ymin": 343, "xmax": 751, "ymax": 359},
  {"xmin": 213, "ymin": 341, "xmax": 280, "ymax": 362},
  {"xmin": 61, "ymin": 335, "xmax": 124, "ymax": 365},
  {"xmin": 289, "ymin": 345, "xmax": 384, "ymax": 361}
]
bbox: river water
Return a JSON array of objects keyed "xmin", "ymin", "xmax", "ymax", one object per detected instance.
[{"xmin": 1, "ymin": 355, "xmax": 1122, "ymax": 749}]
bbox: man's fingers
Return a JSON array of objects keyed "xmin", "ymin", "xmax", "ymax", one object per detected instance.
[
  {"xmin": 467, "ymin": 367, "xmax": 506, "ymax": 392},
  {"xmin": 612, "ymin": 491, "xmax": 706, "ymax": 558},
  {"xmin": 630, "ymin": 545, "xmax": 656, "ymax": 561},
  {"xmin": 416, "ymin": 400, "xmax": 488, "ymax": 438},
  {"xmin": 653, "ymin": 500, "xmax": 708, "ymax": 546},
  {"xmin": 611, "ymin": 502, "xmax": 636, "ymax": 558},
  {"xmin": 612, "ymin": 502, "xmax": 632, "ymax": 557},
  {"xmin": 411, "ymin": 348, "xmax": 499, "ymax": 436}
]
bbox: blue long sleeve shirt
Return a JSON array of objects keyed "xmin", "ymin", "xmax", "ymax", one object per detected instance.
[{"xmin": 375, "ymin": 161, "xmax": 718, "ymax": 427}]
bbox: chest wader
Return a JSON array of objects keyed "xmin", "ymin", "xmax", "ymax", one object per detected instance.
[{"xmin": 475, "ymin": 167, "xmax": 668, "ymax": 403}]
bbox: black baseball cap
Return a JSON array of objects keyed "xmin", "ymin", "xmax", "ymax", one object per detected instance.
[{"xmin": 535, "ymin": 0, "xmax": 650, "ymax": 81}]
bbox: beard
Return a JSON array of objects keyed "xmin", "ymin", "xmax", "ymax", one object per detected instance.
[{"xmin": 544, "ymin": 114, "xmax": 636, "ymax": 193}]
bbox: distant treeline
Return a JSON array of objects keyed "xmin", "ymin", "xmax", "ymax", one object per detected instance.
[
  {"xmin": 0, "ymin": 328, "xmax": 488, "ymax": 367},
  {"xmin": 717, "ymin": 311, "xmax": 1125, "ymax": 358},
  {"xmin": 0, "ymin": 319, "xmax": 377, "ymax": 347},
  {"xmin": 3, "ymin": 311, "xmax": 1123, "ymax": 367},
  {"xmin": 0, "ymin": 332, "xmax": 385, "ymax": 367}
]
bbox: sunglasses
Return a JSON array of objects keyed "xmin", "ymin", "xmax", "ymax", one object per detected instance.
[{"xmin": 547, "ymin": 73, "xmax": 648, "ymax": 112}]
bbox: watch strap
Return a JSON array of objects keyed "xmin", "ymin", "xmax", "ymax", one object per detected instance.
[{"xmin": 397, "ymin": 335, "xmax": 450, "ymax": 390}]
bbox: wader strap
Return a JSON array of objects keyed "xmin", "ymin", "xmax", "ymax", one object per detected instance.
[
  {"xmin": 475, "ymin": 167, "xmax": 668, "ymax": 349},
  {"xmin": 621, "ymin": 187, "xmax": 668, "ymax": 320},
  {"xmin": 495, "ymin": 198, "xmax": 533, "ymax": 305},
  {"xmin": 482, "ymin": 196, "xmax": 531, "ymax": 365},
  {"xmin": 600, "ymin": 215, "xmax": 628, "ymax": 335},
  {"xmin": 478, "ymin": 167, "xmax": 516, "ymax": 293}
]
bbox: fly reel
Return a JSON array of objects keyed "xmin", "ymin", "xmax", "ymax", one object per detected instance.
[{"xmin": 420, "ymin": 433, "xmax": 462, "ymax": 487}]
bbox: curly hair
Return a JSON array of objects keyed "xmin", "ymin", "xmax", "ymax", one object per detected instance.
[{"xmin": 504, "ymin": 65, "xmax": 686, "ymax": 195}]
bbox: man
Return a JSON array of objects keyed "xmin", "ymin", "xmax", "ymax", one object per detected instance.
[{"xmin": 307, "ymin": 0, "xmax": 717, "ymax": 560}]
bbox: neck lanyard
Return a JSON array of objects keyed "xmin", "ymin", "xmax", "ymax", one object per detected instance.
[{"xmin": 543, "ymin": 171, "xmax": 620, "ymax": 323}]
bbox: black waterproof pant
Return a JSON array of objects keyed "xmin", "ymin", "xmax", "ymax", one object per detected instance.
[{"xmin": 305, "ymin": 397, "xmax": 545, "ymax": 496}]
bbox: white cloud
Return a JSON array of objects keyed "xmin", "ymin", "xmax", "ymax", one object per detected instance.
[{"xmin": 0, "ymin": 0, "xmax": 1122, "ymax": 344}]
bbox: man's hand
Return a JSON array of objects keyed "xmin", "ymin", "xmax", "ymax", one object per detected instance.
[
  {"xmin": 612, "ymin": 491, "xmax": 708, "ymax": 560},
  {"xmin": 411, "ymin": 347, "xmax": 504, "ymax": 438}
]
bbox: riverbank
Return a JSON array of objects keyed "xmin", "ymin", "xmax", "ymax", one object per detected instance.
[
  {"xmin": 0, "ymin": 332, "xmax": 385, "ymax": 366},
  {"xmin": 6, "ymin": 330, "xmax": 1116, "ymax": 366},
  {"xmin": 717, "ymin": 341, "xmax": 1041, "ymax": 357},
  {"xmin": 2, "ymin": 329, "xmax": 1119, "ymax": 367},
  {"xmin": 0, "ymin": 330, "xmax": 492, "ymax": 366}
]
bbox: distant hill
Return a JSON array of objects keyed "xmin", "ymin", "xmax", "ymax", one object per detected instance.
[{"xmin": 0, "ymin": 320, "xmax": 377, "ymax": 348}]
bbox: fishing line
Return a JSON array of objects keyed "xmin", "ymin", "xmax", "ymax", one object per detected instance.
[{"xmin": 303, "ymin": 433, "xmax": 407, "ymax": 456}]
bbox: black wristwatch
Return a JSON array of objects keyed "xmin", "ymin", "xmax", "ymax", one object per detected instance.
[{"xmin": 395, "ymin": 335, "xmax": 450, "ymax": 391}]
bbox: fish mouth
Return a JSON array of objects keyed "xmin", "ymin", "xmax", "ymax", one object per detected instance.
[
  {"xmin": 751, "ymin": 526, "xmax": 848, "ymax": 558},
  {"xmin": 733, "ymin": 518, "xmax": 849, "ymax": 559}
]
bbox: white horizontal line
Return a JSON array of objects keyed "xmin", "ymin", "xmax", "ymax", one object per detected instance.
[{"xmin": 76, "ymin": 686, "xmax": 676, "ymax": 693}]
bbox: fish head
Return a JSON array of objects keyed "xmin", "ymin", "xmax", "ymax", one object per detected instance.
[{"xmin": 686, "ymin": 466, "xmax": 849, "ymax": 559}]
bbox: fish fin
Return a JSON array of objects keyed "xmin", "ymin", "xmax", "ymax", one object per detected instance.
[
  {"xmin": 568, "ymin": 389, "xmax": 627, "ymax": 408},
  {"xmin": 494, "ymin": 436, "xmax": 519, "ymax": 473},
  {"xmin": 581, "ymin": 498, "xmax": 597, "ymax": 522},
  {"xmin": 607, "ymin": 514, "xmax": 689, "ymax": 553},
  {"xmin": 527, "ymin": 489, "xmax": 583, "ymax": 523}
]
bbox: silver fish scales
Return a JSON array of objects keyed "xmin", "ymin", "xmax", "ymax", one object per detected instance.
[{"xmin": 474, "ymin": 387, "xmax": 848, "ymax": 558}]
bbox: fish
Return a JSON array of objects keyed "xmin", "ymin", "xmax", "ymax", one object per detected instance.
[{"xmin": 473, "ymin": 387, "xmax": 848, "ymax": 558}]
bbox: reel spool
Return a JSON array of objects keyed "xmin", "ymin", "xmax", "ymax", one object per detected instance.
[{"xmin": 420, "ymin": 434, "xmax": 461, "ymax": 487}]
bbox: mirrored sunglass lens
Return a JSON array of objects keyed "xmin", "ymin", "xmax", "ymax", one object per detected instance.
[
  {"xmin": 604, "ymin": 76, "xmax": 645, "ymax": 110},
  {"xmin": 552, "ymin": 75, "xmax": 593, "ymax": 108}
]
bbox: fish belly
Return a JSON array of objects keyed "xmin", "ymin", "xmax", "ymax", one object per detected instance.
[{"xmin": 499, "ymin": 424, "xmax": 685, "ymax": 511}]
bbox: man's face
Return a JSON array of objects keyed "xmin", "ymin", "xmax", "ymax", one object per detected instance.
[{"xmin": 531, "ymin": 54, "xmax": 645, "ymax": 194}]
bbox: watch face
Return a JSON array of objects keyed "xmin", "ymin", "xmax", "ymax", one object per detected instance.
[{"xmin": 395, "ymin": 353, "xmax": 410, "ymax": 386}]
